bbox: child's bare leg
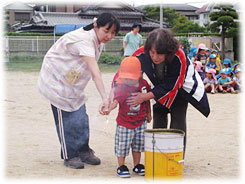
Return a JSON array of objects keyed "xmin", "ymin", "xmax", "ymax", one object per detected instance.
[
  {"xmin": 218, "ymin": 84, "xmax": 223, "ymax": 92},
  {"xmin": 222, "ymin": 85, "xmax": 227, "ymax": 91},
  {"xmin": 215, "ymin": 85, "xmax": 218, "ymax": 92},
  {"xmin": 211, "ymin": 84, "xmax": 215, "ymax": 93},
  {"xmin": 227, "ymin": 87, "xmax": 235, "ymax": 93},
  {"xmin": 205, "ymin": 84, "xmax": 211, "ymax": 92},
  {"xmin": 118, "ymin": 157, "xmax": 126, "ymax": 166},
  {"xmin": 132, "ymin": 152, "xmax": 141, "ymax": 166},
  {"xmin": 205, "ymin": 83, "xmax": 210, "ymax": 89}
]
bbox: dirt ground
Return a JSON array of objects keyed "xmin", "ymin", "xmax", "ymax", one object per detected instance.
[{"xmin": 3, "ymin": 71, "xmax": 242, "ymax": 182}]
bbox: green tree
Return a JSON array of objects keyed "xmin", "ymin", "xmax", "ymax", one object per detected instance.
[
  {"xmin": 178, "ymin": 37, "xmax": 191, "ymax": 54},
  {"xmin": 143, "ymin": 6, "xmax": 179, "ymax": 26},
  {"xmin": 143, "ymin": 6, "xmax": 205, "ymax": 33},
  {"xmin": 172, "ymin": 15, "xmax": 205, "ymax": 33},
  {"xmin": 209, "ymin": 4, "xmax": 238, "ymax": 60}
]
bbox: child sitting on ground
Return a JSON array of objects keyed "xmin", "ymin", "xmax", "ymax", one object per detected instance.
[
  {"xmin": 206, "ymin": 54, "xmax": 218, "ymax": 71},
  {"xmin": 194, "ymin": 60, "xmax": 205, "ymax": 80},
  {"xmin": 107, "ymin": 56, "xmax": 151, "ymax": 178},
  {"xmin": 232, "ymin": 68, "xmax": 242, "ymax": 92},
  {"xmin": 211, "ymin": 49, "xmax": 222, "ymax": 74},
  {"xmin": 203, "ymin": 68, "xmax": 217, "ymax": 94},
  {"xmin": 196, "ymin": 43, "xmax": 208, "ymax": 69},
  {"xmin": 233, "ymin": 63, "xmax": 241, "ymax": 73},
  {"xmin": 226, "ymin": 67, "xmax": 234, "ymax": 79},
  {"xmin": 223, "ymin": 58, "xmax": 232, "ymax": 68},
  {"xmin": 216, "ymin": 68, "xmax": 236, "ymax": 93},
  {"xmin": 188, "ymin": 46, "xmax": 198, "ymax": 63}
]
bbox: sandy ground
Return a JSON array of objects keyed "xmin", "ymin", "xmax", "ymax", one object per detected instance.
[{"xmin": 3, "ymin": 71, "xmax": 242, "ymax": 182}]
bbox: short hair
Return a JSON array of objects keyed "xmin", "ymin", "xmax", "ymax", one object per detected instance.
[
  {"xmin": 144, "ymin": 28, "xmax": 179, "ymax": 62},
  {"xmin": 132, "ymin": 22, "xmax": 142, "ymax": 32}
]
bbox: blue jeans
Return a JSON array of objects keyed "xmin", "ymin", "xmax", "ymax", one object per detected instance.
[{"xmin": 51, "ymin": 104, "xmax": 89, "ymax": 159}]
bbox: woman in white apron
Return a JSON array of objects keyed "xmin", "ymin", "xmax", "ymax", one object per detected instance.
[{"xmin": 38, "ymin": 13, "xmax": 120, "ymax": 169}]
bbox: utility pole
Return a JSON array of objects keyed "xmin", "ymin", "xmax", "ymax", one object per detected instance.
[{"xmin": 160, "ymin": 4, "xmax": 163, "ymax": 28}]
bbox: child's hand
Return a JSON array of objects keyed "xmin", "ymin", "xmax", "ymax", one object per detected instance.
[
  {"xmin": 147, "ymin": 112, "xmax": 152, "ymax": 123},
  {"xmin": 99, "ymin": 99, "xmax": 109, "ymax": 115},
  {"xmin": 108, "ymin": 100, "xmax": 118, "ymax": 113}
]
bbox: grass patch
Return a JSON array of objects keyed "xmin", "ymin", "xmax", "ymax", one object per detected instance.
[
  {"xmin": 98, "ymin": 63, "xmax": 120, "ymax": 73},
  {"xmin": 4, "ymin": 54, "xmax": 120, "ymax": 73}
]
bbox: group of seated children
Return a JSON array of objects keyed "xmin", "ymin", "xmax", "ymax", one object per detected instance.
[{"xmin": 189, "ymin": 44, "xmax": 242, "ymax": 94}]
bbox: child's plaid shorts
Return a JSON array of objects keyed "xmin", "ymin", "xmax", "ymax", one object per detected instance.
[{"xmin": 115, "ymin": 120, "xmax": 147, "ymax": 157}]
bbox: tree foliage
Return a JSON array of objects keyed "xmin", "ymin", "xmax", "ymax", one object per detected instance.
[
  {"xmin": 209, "ymin": 4, "xmax": 239, "ymax": 60},
  {"xmin": 143, "ymin": 6, "xmax": 178, "ymax": 26},
  {"xmin": 142, "ymin": 5, "xmax": 205, "ymax": 33},
  {"xmin": 172, "ymin": 16, "xmax": 205, "ymax": 33},
  {"xmin": 209, "ymin": 5, "xmax": 238, "ymax": 36}
]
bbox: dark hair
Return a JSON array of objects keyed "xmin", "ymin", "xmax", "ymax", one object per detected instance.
[
  {"xmin": 132, "ymin": 22, "xmax": 142, "ymax": 32},
  {"xmin": 83, "ymin": 12, "xmax": 120, "ymax": 34},
  {"xmin": 197, "ymin": 48, "xmax": 204, "ymax": 53},
  {"xmin": 144, "ymin": 28, "xmax": 179, "ymax": 62}
]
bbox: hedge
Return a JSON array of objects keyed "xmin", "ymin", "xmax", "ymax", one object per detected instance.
[{"xmin": 98, "ymin": 52, "xmax": 123, "ymax": 65}]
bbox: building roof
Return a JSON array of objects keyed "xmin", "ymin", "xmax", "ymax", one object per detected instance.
[
  {"xmin": 195, "ymin": 2, "xmax": 216, "ymax": 13},
  {"xmin": 22, "ymin": 11, "xmax": 165, "ymax": 30},
  {"xmin": 161, "ymin": 4, "xmax": 198, "ymax": 11},
  {"xmin": 196, "ymin": 2, "xmax": 240, "ymax": 14},
  {"xmin": 4, "ymin": 2, "xmax": 33, "ymax": 11},
  {"xmin": 78, "ymin": 2, "xmax": 145, "ymax": 17},
  {"xmin": 80, "ymin": 2, "xmax": 146, "ymax": 14},
  {"xmin": 30, "ymin": 11, "xmax": 90, "ymax": 26},
  {"xmin": 16, "ymin": 2, "xmax": 168, "ymax": 33}
]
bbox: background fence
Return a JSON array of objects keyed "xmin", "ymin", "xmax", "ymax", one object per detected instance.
[{"xmin": 4, "ymin": 35, "xmax": 234, "ymax": 60}]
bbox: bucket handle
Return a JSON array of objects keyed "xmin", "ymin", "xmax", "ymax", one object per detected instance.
[{"xmin": 152, "ymin": 140, "xmax": 184, "ymax": 164}]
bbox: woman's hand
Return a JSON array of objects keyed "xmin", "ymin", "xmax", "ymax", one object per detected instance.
[
  {"xmin": 99, "ymin": 98, "xmax": 110, "ymax": 115},
  {"xmin": 127, "ymin": 92, "xmax": 154, "ymax": 106},
  {"xmin": 126, "ymin": 92, "xmax": 146, "ymax": 106}
]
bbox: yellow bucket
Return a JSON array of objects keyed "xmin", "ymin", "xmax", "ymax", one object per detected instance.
[{"xmin": 144, "ymin": 129, "xmax": 185, "ymax": 180}]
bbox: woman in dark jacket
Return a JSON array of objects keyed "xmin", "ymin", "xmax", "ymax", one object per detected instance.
[{"xmin": 111, "ymin": 28, "xmax": 210, "ymax": 154}]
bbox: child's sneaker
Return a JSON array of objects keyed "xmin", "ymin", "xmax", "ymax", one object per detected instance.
[
  {"xmin": 117, "ymin": 165, "xmax": 130, "ymax": 178},
  {"xmin": 133, "ymin": 164, "xmax": 145, "ymax": 176}
]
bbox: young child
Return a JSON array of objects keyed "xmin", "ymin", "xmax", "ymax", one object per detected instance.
[
  {"xmin": 216, "ymin": 68, "xmax": 235, "ymax": 93},
  {"xmin": 194, "ymin": 60, "xmax": 205, "ymax": 80},
  {"xmin": 108, "ymin": 56, "xmax": 151, "ymax": 178},
  {"xmin": 233, "ymin": 63, "xmax": 241, "ymax": 73},
  {"xmin": 206, "ymin": 48, "xmax": 210, "ymax": 57},
  {"xmin": 206, "ymin": 54, "xmax": 218, "ymax": 71},
  {"xmin": 232, "ymin": 68, "xmax": 242, "ymax": 92},
  {"xmin": 188, "ymin": 46, "xmax": 198, "ymax": 63},
  {"xmin": 196, "ymin": 43, "xmax": 208, "ymax": 69},
  {"xmin": 223, "ymin": 58, "xmax": 232, "ymax": 68},
  {"xmin": 211, "ymin": 49, "xmax": 222, "ymax": 74},
  {"xmin": 226, "ymin": 67, "xmax": 233, "ymax": 79},
  {"xmin": 203, "ymin": 68, "xmax": 217, "ymax": 94}
]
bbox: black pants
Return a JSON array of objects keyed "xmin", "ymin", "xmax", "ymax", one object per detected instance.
[{"xmin": 153, "ymin": 93, "xmax": 188, "ymax": 156}]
